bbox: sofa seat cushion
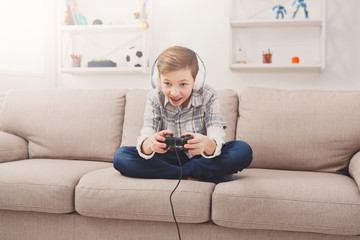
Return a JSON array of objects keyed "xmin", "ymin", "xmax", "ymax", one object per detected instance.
[
  {"xmin": 0, "ymin": 89, "xmax": 127, "ymax": 162},
  {"xmin": 0, "ymin": 159, "xmax": 111, "ymax": 213},
  {"xmin": 75, "ymin": 167, "xmax": 215, "ymax": 223},
  {"xmin": 212, "ymin": 168, "xmax": 360, "ymax": 236}
]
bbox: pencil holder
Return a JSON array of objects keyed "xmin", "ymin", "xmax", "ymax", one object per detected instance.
[{"xmin": 72, "ymin": 58, "xmax": 81, "ymax": 67}]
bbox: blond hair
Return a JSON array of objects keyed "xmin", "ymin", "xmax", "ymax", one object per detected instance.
[{"xmin": 156, "ymin": 46, "xmax": 199, "ymax": 80}]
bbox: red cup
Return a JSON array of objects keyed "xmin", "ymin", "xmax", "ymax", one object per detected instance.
[{"xmin": 263, "ymin": 53, "xmax": 272, "ymax": 64}]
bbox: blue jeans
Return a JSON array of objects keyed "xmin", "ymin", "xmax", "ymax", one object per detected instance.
[{"xmin": 113, "ymin": 141, "xmax": 252, "ymax": 183}]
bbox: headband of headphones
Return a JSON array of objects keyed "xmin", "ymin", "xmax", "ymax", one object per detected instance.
[{"xmin": 150, "ymin": 48, "xmax": 206, "ymax": 91}]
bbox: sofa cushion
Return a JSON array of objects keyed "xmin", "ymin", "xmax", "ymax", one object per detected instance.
[
  {"xmin": 349, "ymin": 151, "xmax": 360, "ymax": 191},
  {"xmin": 0, "ymin": 89, "xmax": 126, "ymax": 162},
  {"xmin": 237, "ymin": 87, "xmax": 360, "ymax": 173},
  {"xmin": 217, "ymin": 89, "xmax": 239, "ymax": 142},
  {"xmin": 74, "ymin": 214, "xmax": 213, "ymax": 240},
  {"xmin": 121, "ymin": 89, "xmax": 239, "ymax": 146},
  {"xmin": 75, "ymin": 167, "xmax": 215, "ymax": 223},
  {"xmin": 212, "ymin": 168, "xmax": 360, "ymax": 236},
  {"xmin": 0, "ymin": 131, "xmax": 28, "ymax": 163},
  {"xmin": 121, "ymin": 89, "xmax": 148, "ymax": 146},
  {"xmin": 0, "ymin": 159, "xmax": 111, "ymax": 213}
]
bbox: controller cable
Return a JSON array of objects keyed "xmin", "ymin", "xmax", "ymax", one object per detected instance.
[{"xmin": 170, "ymin": 146, "xmax": 183, "ymax": 240}]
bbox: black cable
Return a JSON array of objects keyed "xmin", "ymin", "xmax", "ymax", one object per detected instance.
[{"xmin": 170, "ymin": 148, "xmax": 182, "ymax": 240}]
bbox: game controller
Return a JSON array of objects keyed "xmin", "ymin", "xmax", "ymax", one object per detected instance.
[{"xmin": 163, "ymin": 134, "xmax": 192, "ymax": 151}]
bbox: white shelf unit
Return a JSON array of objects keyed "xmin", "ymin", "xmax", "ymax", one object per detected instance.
[
  {"xmin": 230, "ymin": 0, "xmax": 326, "ymax": 70},
  {"xmin": 59, "ymin": 1, "xmax": 150, "ymax": 74}
]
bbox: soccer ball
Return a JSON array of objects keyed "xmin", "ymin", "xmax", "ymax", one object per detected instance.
[{"xmin": 125, "ymin": 46, "xmax": 143, "ymax": 67}]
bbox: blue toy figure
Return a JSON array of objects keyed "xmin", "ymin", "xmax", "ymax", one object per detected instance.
[
  {"xmin": 272, "ymin": 5, "xmax": 287, "ymax": 19},
  {"xmin": 291, "ymin": 0, "xmax": 309, "ymax": 19}
]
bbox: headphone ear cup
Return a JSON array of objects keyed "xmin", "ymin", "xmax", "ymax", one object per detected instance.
[
  {"xmin": 193, "ymin": 55, "xmax": 206, "ymax": 91},
  {"xmin": 193, "ymin": 72, "xmax": 205, "ymax": 91}
]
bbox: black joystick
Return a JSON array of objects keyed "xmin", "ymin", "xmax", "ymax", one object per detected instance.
[{"xmin": 163, "ymin": 134, "xmax": 192, "ymax": 151}]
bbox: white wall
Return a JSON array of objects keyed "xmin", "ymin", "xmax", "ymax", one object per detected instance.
[{"xmin": 1, "ymin": 0, "xmax": 360, "ymax": 93}]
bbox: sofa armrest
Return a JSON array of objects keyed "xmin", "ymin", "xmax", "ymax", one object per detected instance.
[
  {"xmin": 349, "ymin": 151, "xmax": 360, "ymax": 190},
  {"xmin": 0, "ymin": 131, "xmax": 28, "ymax": 163}
]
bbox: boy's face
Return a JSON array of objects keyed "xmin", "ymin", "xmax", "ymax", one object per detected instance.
[{"xmin": 160, "ymin": 67, "xmax": 194, "ymax": 108}]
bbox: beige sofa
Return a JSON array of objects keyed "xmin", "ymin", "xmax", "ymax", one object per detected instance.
[{"xmin": 0, "ymin": 87, "xmax": 359, "ymax": 240}]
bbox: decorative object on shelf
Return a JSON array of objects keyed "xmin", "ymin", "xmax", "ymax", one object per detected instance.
[
  {"xmin": 92, "ymin": 19, "xmax": 103, "ymax": 25},
  {"xmin": 236, "ymin": 48, "xmax": 247, "ymax": 63},
  {"xmin": 262, "ymin": 49, "xmax": 272, "ymax": 64},
  {"xmin": 272, "ymin": 4, "xmax": 287, "ymax": 19},
  {"xmin": 133, "ymin": 12, "xmax": 140, "ymax": 19},
  {"xmin": 137, "ymin": 0, "xmax": 149, "ymax": 30},
  {"xmin": 292, "ymin": 56, "xmax": 300, "ymax": 63},
  {"xmin": 291, "ymin": 0, "xmax": 309, "ymax": 19},
  {"xmin": 125, "ymin": 46, "xmax": 143, "ymax": 67},
  {"xmin": 71, "ymin": 54, "xmax": 81, "ymax": 67},
  {"xmin": 139, "ymin": 20, "xmax": 149, "ymax": 31},
  {"xmin": 88, "ymin": 59, "xmax": 117, "ymax": 67}
]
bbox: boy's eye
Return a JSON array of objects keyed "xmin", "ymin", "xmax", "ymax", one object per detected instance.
[
  {"xmin": 163, "ymin": 82, "xmax": 170, "ymax": 86},
  {"xmin": 181, "ymin": 83, "xmax": 187, "ymax": 87}
]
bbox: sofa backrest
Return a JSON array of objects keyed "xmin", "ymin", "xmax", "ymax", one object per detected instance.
[
  {"xmin": 0, "ymin": 89, "xmax": 126, "ymax": 162},
  {"xmin": 121, "ymin": 89, "xmax": 239, "ymax": 147},
  {"xmin": 121, "ymin": 89, "xmax": 148, "ymax": 146},
  {"xmin": 236, "ymin": 87, "xmax": 360, "ymax": 173}
]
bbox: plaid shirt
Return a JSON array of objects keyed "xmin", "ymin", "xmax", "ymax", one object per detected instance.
[{"xmin": 137, "ymin": 84, "xmax": 226, "ymax": 159}]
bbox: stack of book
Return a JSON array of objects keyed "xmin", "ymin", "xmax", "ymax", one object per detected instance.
[{"xmin": 64, "ymin": 0, "xmax": 87, "ymax": 25}]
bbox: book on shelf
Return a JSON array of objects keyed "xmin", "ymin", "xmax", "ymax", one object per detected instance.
[
  {"xmin": 65, "ymin": 0, "xmax": 87, "ymax": 25},
  {"xmin": 76, "ymin": 13, "xmax": 88, "ymax": 25},
  {"xmin": 66, "ymin": 3, "xmax": 77, "ymax": 25}
]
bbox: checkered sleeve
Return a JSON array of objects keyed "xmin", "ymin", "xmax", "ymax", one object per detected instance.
[{"xmin": 202, "ymin": 87, "xmax": 226, "ymax": 158}]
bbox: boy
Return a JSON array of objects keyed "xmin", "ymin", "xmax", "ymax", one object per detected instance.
[{"xmin": 114, "ymin": 46, "xmax": 252, "ymax": 183}]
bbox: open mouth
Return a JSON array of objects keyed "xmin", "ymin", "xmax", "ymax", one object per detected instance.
[{"xmin": 170, "ymin": 97, "xmax": 182, "ymax": 104}]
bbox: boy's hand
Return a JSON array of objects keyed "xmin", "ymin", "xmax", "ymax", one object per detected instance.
[
  {"xmin": 182, "ymin": 133, "xmax": 216, "ymax": 156},
  {"xmin": 141, "ymin": 130, "xmax": 174, "ymax": 155}
]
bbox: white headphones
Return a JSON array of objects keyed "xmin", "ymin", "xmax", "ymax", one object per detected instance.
[{"xmin": 150, "ymin": 48, "xmax": 206, "ymax": 91}]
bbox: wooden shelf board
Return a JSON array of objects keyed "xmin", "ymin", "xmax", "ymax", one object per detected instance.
[
  {"xmin": 62, "ymin": 24, "xmax": 141, "ymax": 33},
  {"xmin": 230, "ymin": 63, "xmax": 323, "ymax": 70},
  {"xmin": 230, "ymin": 19, "xmax": 322, "ymax": 28},
  {"xmin": 61, "ymin": 67, "xmax": 146, "ymax": 73}
]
